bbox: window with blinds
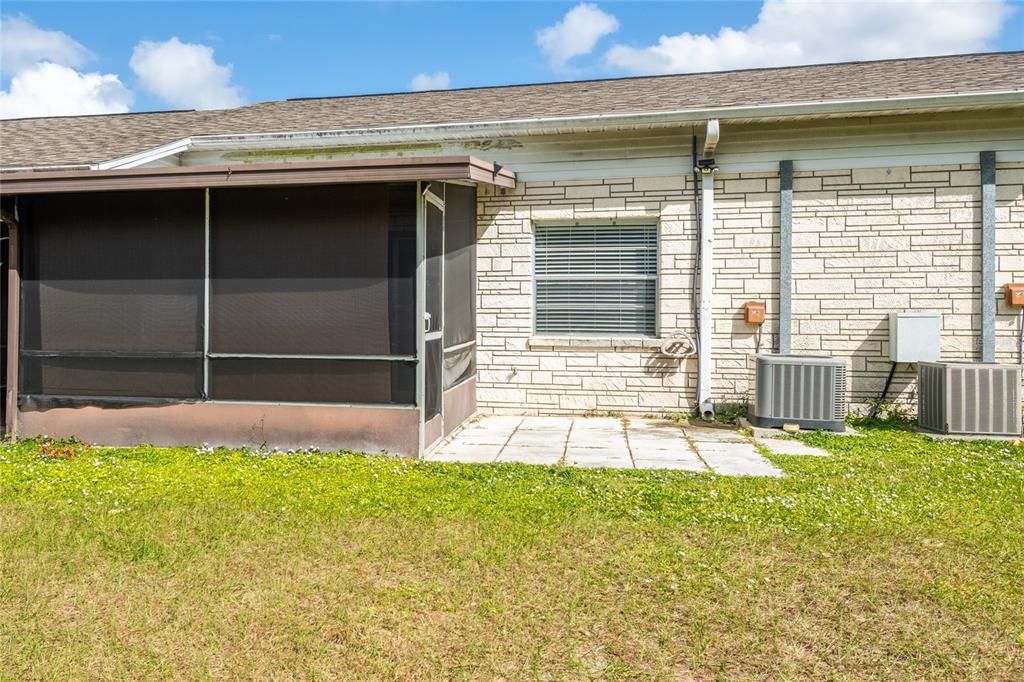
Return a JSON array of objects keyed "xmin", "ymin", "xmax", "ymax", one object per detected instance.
[{"xmin": 534, "ymin": 224, "xmax": 657, "ymax": 336}]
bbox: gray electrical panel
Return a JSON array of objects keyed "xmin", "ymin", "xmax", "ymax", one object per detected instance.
[{"xmin": 889, "ymin": 312, "xmax": 942, "ymax": 363}]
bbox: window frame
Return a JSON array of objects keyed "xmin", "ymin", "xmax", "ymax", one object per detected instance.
[{"xmin": 532, "ymin": 219, "xmax": 660, "ymax": 338}]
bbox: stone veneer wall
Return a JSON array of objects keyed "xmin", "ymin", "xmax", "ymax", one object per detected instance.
[{"xmin": 475, "ymin": 162, "xmax": 1024, "ymax": 416}]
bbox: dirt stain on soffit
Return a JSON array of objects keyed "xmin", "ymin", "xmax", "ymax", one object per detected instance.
[{"xmin": 219, "ymin": 139, "xmax": 524, "ymax": 163}]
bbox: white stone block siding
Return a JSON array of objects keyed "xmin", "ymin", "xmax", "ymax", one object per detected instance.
[
  {"xmin": 475, "ymin": 177, "xmax": 699, "ymax": 415},
  {"xmin": 475, "ymin": 162, "xmax": 1024, "ymax": 416}
]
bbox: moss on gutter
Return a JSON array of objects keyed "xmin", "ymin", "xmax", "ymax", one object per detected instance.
[{"xmin": 220, "ymin": 141, "xmax": 446, "ymax": 163}]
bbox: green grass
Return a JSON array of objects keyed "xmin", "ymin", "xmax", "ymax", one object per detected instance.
[{"xmin": 1, "ymin": 427, "xmax": 1022, "ymax": 680}]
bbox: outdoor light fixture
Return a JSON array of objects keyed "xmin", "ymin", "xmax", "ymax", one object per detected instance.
[{"xmin": 695, "ymin": 158, "xmax": 718, "ymax": 174}]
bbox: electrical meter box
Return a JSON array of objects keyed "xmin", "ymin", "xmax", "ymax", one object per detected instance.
[
  {"xmin": 1006, "ymin": 283, "xmax": 1024, "ymax": 307},
  {"xmin": 888, "ymin": 312, "xmax": 941, "ymax": 363},
  {"xmin": 744, "ymin": 301, "xmax": 766, "ymax": 325}
]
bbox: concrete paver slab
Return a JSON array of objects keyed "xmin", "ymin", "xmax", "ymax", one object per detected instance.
[
  {"xmin": 694, "ymin": 441, "xmax": 784, "ymax": 477},
  {"xmin": 684, "ymin": 426, "xmax": 749, "ymax": 443},
  {"xmin": 566, "ymin": 454, "xmax": 634, "ymax": 469},
  {"xmin": 432, "ymin": 416, "xmax": 784, "ymax": 477},
  {"xmin": 506, "ymin": 432, "xmax": 569, "ymax": 447}
]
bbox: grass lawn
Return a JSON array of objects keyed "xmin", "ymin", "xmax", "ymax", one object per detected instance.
[{"xmin": 1, "ymin": 424, "xmax": 1022, "ymax": 680}]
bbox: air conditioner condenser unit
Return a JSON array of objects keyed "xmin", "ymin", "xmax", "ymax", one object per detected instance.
[
  {"xmin": 750, "ymin": 354, "xmax": 848, "ymax": 432},
  {"xmin": 918, "ymin": 362, "xmax": 1022, "ymax": 437}
]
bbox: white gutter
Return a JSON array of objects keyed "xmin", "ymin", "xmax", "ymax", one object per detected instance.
[
  {"xmin": 0, "ymin": 163, "xmax": 96, "ymax": 172},
  {"xmin": 189, "ymin": 89, "xmax": 1023, "ymax": 153},
  {"xmin": 697, "ymin": 120, "xmax": 719, "ymax": 420}
]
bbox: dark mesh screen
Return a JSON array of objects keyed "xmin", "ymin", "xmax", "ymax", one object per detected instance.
[
  {"xmin": 443, "ymin": 345, "xmax": 475, "ymax": 389},
  {"xmin": 209, "ymin": 358, "xmax": 415, "ymax": 404},
  {"xmin": 20, "ymin": 355, "xmax": 202, "ymax": 399},
  {"xmin": 425, "ymin": 338, "xmax": 442, "ymax": 419},
  {"xmin": 442, "ymin": 183, "xmax": 476, "ymax": 388},
  {"xmin": 19, "ymin": 190, "xmax": 204, "ymax": 403},
  {"xmin": 425, "ymin": 197, "xmax": 443, "ymax": 334},
  {"xmin": 20, "ymin": 191, "xmax": 204, "ymax": 353},
  {"xmin": 443, "ymin": 183, "xmax": 476, "ymax": 349},
  {"xmin": 210, "ymin": 183, "xmax": 416, "ymax": 356}
]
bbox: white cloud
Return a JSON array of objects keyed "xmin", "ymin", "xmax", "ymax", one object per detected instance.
[
  {"xmin": 605, "ymin": 0, "xmax": 1014, "ymax": 74},
  {"xmin": 130, "ymin": 37, "xmax": 243, "ymax": 110},
  {"xmin": 410, "ymin": 71, "xmax": 451, "ymax": 91},
  {"xmin": 537, "ymin": 3, "xmax": 619, "ymax": 68},
  {"xmin": 0, "ymin": 14, "xmax": 92, "ymax": 76},
  {"xmin": 0, "ymin": 16, "xmax": 131, "ymax": 119},
  {"xmin": 0, "ymin": 61, "xmax": 132, "ymax": 119}
]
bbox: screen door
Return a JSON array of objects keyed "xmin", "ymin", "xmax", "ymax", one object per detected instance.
[{"xmin": 422, "ymin": 185, "xmax": 445, "ymax": 446}]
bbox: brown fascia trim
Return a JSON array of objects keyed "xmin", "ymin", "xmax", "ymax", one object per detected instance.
[{"xmin": 0, "ymin": 155, "xmax": 516, "ymax": 194}]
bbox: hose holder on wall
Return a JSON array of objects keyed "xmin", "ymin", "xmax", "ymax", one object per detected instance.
[{"xmin": 660, "ymin": 332, "xmax": 697, "ymax": 359}]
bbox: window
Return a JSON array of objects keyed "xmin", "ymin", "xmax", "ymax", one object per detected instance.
[{"xmin": 534, "ymin": 224, "xmax": 657, "ymax": 336}]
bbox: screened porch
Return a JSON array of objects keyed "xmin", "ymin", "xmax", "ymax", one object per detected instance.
[{"xmin": 1, "ymin": 157, "xmax": 514, "ymax": 456}]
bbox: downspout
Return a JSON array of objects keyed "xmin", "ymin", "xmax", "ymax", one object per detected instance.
[
  {"xmin": 696, "ymin": 120, "xmax": 719, "ymax": 420},
  {"xmin": 980, "ymin": 151, "xmax": 996, "ymax": 363},
  {"xmin": 778, "ymin": 160, "xmax": 794, "ymax": 354}
]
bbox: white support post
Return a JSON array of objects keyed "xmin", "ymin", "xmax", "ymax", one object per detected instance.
[
  {"xmin": 697, "ymin": 169, "xmax": 716, "ymax": 420},
  {"xmin": 203, "ymin": 188, "xmax": 211, "ymax": 399},
  {"xmin": 415, "ymin": 182, "xmax": 426, "ymax": 458}
]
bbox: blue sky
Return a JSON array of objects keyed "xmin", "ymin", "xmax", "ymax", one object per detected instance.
[{"xmin": 2, "ymin": 1, "xmax": 1023, "ymax": 118}]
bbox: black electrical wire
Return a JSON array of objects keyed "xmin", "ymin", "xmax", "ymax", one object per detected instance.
[
  {"xmin": 691, "ymin": 135, "xmax": 702, "ymax": 335},
  {"xmin": 690, "ymin": 135, "xmax": 704, "ymax": 415},
  {"xmin": 869, "ymin": 362, "xmax": 899, "ymax": 420}
]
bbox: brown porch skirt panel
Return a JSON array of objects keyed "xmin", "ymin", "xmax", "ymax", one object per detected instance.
[
  {"xmin": 442, "ymin": 377, "xmax": 476, "ymax": 439},
  {"xmin": 16, "ymin": 402, "xmax": 420, "ymax": 455},
  {"xmin": 423, "ymin": 412, "xmax": 442, "ymax": 452}
]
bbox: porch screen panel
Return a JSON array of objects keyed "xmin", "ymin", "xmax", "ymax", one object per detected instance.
[
  {"xmin": 208, "ymin": 183, "xmax": 417, "ymax": 404},
  {"xmin": 209, "ymin": 358, "xmax": 415, "ymax": 404},
  {"xmin": 442, "ymin": 183, "xmax": 477, "ymax": 388},
  {"xmin": 19, "ymin": 190, "xmax": 204, "ymax": 403}
]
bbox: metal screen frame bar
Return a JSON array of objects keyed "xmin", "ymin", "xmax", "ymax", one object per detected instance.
[
  {"xmin": 203, "ymin": 188, "xmax": 211, "ymax": 398},
  {"xmin": 207, "ymin": 353, "xmax": 416, "ymax": 361},
  {"xmin": 415, "ymin": 182, "xmax": 426, "ymax": 456}
]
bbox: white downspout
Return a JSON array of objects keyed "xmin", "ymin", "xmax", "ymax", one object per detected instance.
[{"xmin": 697, "ymin": 120, "xmax": 719, "ymax": 420}]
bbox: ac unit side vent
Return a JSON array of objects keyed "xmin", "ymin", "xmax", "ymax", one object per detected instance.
[
  {"xmin": 918, "ymin": 362, "xmax": 1022, "ymax": 437},
  {"xmin": 751, "ymin": 354, "xmax": 848, "ymax": 432}
]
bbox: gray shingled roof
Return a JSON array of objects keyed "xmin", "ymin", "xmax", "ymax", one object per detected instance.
[{"xmin": 2, "ymin": 52, "xmax": 1023, "ymax": 168}]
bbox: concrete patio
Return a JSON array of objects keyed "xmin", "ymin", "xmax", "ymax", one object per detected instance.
[{"xmin": 426, "ymin": 416, "xmax": 829, "ymax": 476}]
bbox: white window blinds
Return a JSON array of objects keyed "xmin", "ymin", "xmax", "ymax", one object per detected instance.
[{"xmin": 534, "ymin": 224, "xmax": 657, "ymax": 336}]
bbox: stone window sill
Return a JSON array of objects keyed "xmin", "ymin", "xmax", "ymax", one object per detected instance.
[{"xmin": 527, "ymin": 336, "xmax": 662, "ymax": 351}]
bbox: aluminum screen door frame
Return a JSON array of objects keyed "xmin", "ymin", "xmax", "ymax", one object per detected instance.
[{"xmin": 418, "ymin": 184, "xmax": 446, "ymax": 454}]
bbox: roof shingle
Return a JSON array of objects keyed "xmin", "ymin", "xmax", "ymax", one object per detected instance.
[{"xmin": 2, "ymin": 52, "xmax": 1022, "ymax": 168}]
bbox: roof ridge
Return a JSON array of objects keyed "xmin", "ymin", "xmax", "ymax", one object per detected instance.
[{"xmin": 277, "ymin": 50, "xmax": 1024, "ymax": 105}]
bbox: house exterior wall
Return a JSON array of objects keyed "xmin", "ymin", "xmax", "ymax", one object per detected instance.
[
  {"xmin": 167, "ymin": 110, "xmax": 1024, "ymax": 418},
  {"xmin": 475, "ymin": 160, "xmax": 1024, "ymax": 416}
]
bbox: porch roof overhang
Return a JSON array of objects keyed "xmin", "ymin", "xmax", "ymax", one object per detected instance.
[{"xmin": 0, "ymin": 155, "xmax": 516, "ymax": 195}]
